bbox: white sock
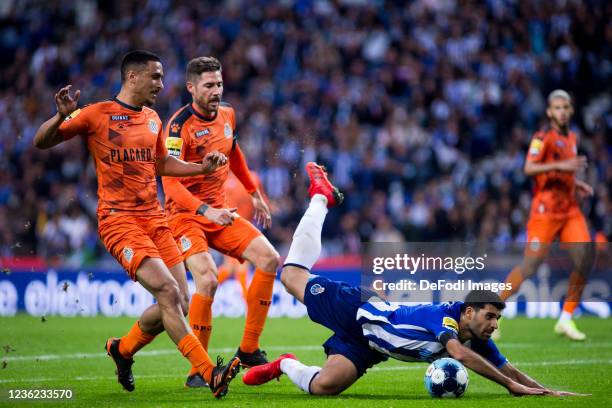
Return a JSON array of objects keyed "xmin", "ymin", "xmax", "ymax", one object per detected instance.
[
  {"xmin": 284, "ymin": 194, "xmax": 328, "ymax": 270},
  {"xmin": 559, "ymin": 310, "xmax": 573, "ymax": 322},
  {"xmin": 280, "ymin": 358, "xmax": 321, "ymax": 393}
]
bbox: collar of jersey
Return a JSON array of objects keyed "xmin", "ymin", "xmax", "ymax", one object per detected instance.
[
  {"xmin": 113, "ymin": 97, "xmax": 143, "ymax": 112},
  {"xmin": 189, "ymin": 103, "xmax": 217, "ymax": 122}
]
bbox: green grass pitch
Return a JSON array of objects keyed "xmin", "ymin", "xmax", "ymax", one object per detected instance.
[{"xmin": 0, "ymin": 315, "xmax": 610, "ymax": 407}]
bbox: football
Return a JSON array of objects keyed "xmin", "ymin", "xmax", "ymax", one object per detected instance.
[{"xmin": 424, "ymin": 357, "xmax": 469, "ymax": 398}]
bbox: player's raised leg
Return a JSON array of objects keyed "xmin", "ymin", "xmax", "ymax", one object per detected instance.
[{"xmin": 281, "ymin": 162, "xmax": 343, "ymax": 303}]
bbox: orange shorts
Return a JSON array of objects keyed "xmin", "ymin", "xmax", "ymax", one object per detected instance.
[
  {"xmin": 168, "ymin": 213, "xmax": 262, "ymax": 261},
  {"xmin": 98, "ymin": 213, "xmax": 183, "ymax": 280},
  {"xmin": 524, "ymin": 211, "xmax": 591, "ymax": 257}
]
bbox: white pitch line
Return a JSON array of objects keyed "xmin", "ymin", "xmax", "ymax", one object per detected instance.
[
  {"xmin": 4, "ymin": 341, "xmax": 612, "ymax": 362},
  {"xmin": 0, "ymin": 358, "xmax": 610, "ymax": 384},
  {"xmin": 1, "ymin": 345, "xmax": 323, "ymax": 362}
]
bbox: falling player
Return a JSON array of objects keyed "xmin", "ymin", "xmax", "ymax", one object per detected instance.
[
  {"xmin": 242, "ymin": 163, "xmax": 587, "ymax": 398},
  {"xmin": 33, "ymin": 50, "xmax": 240, "ymax": 398},
  {"xmin": 500, "ymin": 90, "xmax": 595, "ymax": 341},
  {"xmin": 161, "ymin": 56, "xmax": 279, "ymax": 387}
]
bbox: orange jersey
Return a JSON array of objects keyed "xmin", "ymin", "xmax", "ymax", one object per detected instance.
[
  {"xmin": 162, "ymin": 103, "xmax": 244, "ymax": 215},
  {"xmin": 525, "ymin": 128, "xmax": 579, "ymax": 219},
  {"xmin": 58, "ymin": 98, "xmax": 166, "ymax": 217},
  {"xmin": 224, "ymin": 171, "xmax": 263, "ymax": 220}
]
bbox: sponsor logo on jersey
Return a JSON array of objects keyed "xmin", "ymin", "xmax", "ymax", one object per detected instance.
[
  {"xmin": 180, "ymin": 235, "xmax": 192, "ymax": 252},
  {"xmin": 195, "ymin": 129, "xmax": 210, "ymax": 138},
  {"xmin": 165, "ymin": 137, "xmax": 183, "ymax": 157},
  {"xmin": 148, "ymin": 119, "xmax": 159, "ymax": 134},
  {"xmin": 110, "ymin": 148, "xmax": 152, "ymax": 163},
  {"xmin": 123, "ymin": 247, "xmax": 134, "ymax": 263},
  {"xmin": 442, "ymin": 316, "xmax": 459, "ymax": 333},
  {"xmin": 110, "ymin": 115, "xmax": 129, "ymax": 121},
  {"xmin": 529, "ymin": 139, "xmax": 543, "ymax": 156},
  {"xmin": 310, "ymin": 283, "xmax": 325, "ymax": 295},
  {"xmin": 555, "ymin": 140, "xmax": 565, "ymax": 148},
  {"xmin": 224, "ymin": 122, "xmax": 232, "ymax": 138},
  {"xmin": 64, "ymin": 109, "xmax": 81, "ymax": 121}
]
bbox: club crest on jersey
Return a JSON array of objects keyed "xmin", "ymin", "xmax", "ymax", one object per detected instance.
[
  {"xmin": 195, "ymin": 129, "xmax": 210, "ymax": 138},
  {"xmin": 64, "ymin": 109, "xmax": 81, "ymax": 121},
  {"xmin": 111, "ymin": 115, "xmax": 129, "ymax": 121},
  {"xmin": 165, "ymin": 137, "xmax": 183, "ymax": 157},
  {"xmin": 180, "ymin": 235, "xmax": 192, "ymax": 252},
  {"xmin": 123, "ymin": 247, "xmax": 134, "ymax": 264},
  {"xmin": 224, "ymin": 123, "xmax": 232, "ymax": 138},
  {"xmin": 170, "ymin": 122, "xmax": 181, "ymax": 136},
  {"xmin": 310, "ymin": 283, "xmax": 325, "ymax": 295},
  {"xmin": 148, "ymin": 119, "xmax": 159, "ymax": 134},
  {"xmin": 442, "ymin": 317, "xmax": 459, "ymax": 333}
]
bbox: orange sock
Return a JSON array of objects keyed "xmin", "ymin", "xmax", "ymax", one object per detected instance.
[
  {"xmin": 178, "ymin": 333, "xmax": 214, "ymax": 383},
  {"xmin": 187, "ymin": 294, "xmax": 213, "ymax": 376},
  {"xmin": 500, "ymin": 266, "xmax": 524, "ymax": 301},
  {"xmin": 562, "ymin": 271, "xmax": 586, "ymax": 315},
  {"xmin": 118, "ymin": 320, "xmax": 156, "ymax": 359},
  {"xmin": 240, "ymin": 269, "xmax": 275, "ymax": 353}
]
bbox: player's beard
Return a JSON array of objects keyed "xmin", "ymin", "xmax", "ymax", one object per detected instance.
[{"xmin": 552, "ymin": 117, "xmax": 569, "ymax": 133}]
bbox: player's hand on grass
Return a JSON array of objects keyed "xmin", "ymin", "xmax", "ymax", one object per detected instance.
[
  {"xmin": 546, "ymin": 389, "xmax": 591, "ymax": 397},
  {"xmin": 556, "ymin": 156, "xmax": 587, "ymax": 172},
  {"xmin": 198, "ymin": 205, "xmax": 237, "ymax": 226},
  {"xmin": 55, "ymin": 85, "xmax": 80, "ymax": 118},
  {"xmin": 202, "ymin": 151, "xmax": 227, "ymax": 174},
  {"xmin": 251, "ymin": 191, "xmax": 272, "ymax": 229},
  {"xmin": 507, "ymin": 381, "xmax": 546, "ymax": 396}
]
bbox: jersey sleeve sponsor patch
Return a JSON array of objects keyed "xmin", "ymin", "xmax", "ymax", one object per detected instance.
[
  {"xmin": 165, "ymin": 137, "xmax": 183, "ymax": 157},
  {"xmin": 442, "ymin": 316, "xmax": 459, "ymax": 333},
  {"xmin": 64, "ymin": 108, "xmax": 81, "ymax": 121},
  {"xmin": 529, "ymin": 139, "xmax": 543, "ymax": 156}
]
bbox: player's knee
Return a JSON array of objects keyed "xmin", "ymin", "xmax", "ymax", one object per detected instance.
[
  {"xmin": 257, "ymin": 248, "xmax": 280, "ymax": 273},
  {"xmin": 198, "ymin": 271, "xmax": 218, "ymax": 295},
  {"xmin": 157, "ymin": 280, "xmax": 181, "ymax": 307}
]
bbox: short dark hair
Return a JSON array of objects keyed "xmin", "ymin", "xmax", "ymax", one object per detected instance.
[
  {"xmin": 460, "ymin": 290, "xmax": 505, "ymax": 313},
  {"xmin": 121, "ymin": 50, "xmax": 161, "ymax": 82},
  {"xmin": 186, "ymin": 56, "xmax": 222, "ymax": 83}
]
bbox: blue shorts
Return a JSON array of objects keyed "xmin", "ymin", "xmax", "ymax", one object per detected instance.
[{"xmin": 304, "ymin": 276, "xmax": 387, "ymax": 377}]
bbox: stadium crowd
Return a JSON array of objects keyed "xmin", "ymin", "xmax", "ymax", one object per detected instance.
[{"xmin": 0, "ymin": 0, "xmax": 610, "ymax": 267}]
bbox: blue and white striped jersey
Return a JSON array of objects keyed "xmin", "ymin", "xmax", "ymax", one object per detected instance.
[{"xmin": 356, "ymin": 299, "xmax": 508, "ymax": 368}]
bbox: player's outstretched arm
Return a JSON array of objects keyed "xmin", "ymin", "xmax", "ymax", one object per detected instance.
[
  {"xmin": 445, "ymin": 339, "xmax": 545, "ymax": 396},
  {"xmin": 500, "ymin": 363, "xmax": 590, "ymax": 397},
  {"xmin": 33, "ymin": 85, "xmax": 81, "ymax": 149},
  {"xmin": 156, "ymin": 151, "xmax": 227, "ymax": 177}
]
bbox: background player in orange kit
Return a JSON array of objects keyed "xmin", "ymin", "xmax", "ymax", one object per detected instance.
[
  {"xmin": 500, "ymin": 90, "xmax": 595, "ymax": 341},
  {"xmin": 161, "ymin": 57, "xmax": 280, "ymax": 387},
  {"xmin": 32, "ymin": 50, "xmax": 240, "ymax": 399}
]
